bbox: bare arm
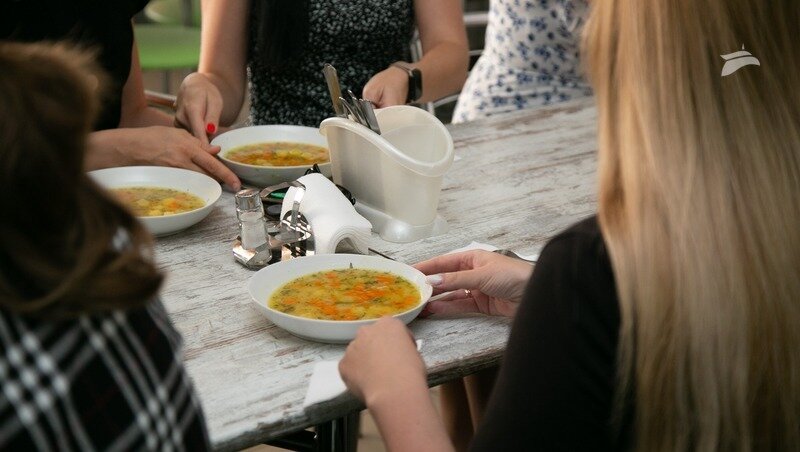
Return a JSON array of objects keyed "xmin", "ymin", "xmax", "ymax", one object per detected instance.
[
  {"xmin": 363, "ymin": 0, "xmax": 468, "ymax": 107},
  {"xmin": 85, "ymin": 38, "xmax": 173, "ymax": 169},
  {"xmin": 174, "ymin": 0, "xmax": 249, "ymax": 142},
  {"xmin": 368, "ymin": 378, "xmax": 454, "ymax": 452},
  {"xmin": 117, "ymin": 37, "xmax": 174, "ymax": 128},
  {"xmin": 86, "ymin": 35, "xmax": 241, "ymax": 189},
  {"xmin": 339, "ymin": 318, "xmax": 454, "ymax": 452},
  {"xmin": 197, "ymin": 0, "xmax": 250, "ymax": 125},
  {"xmin": 411, "ymin": 0, "xmax": 469, "ymax": 103}
]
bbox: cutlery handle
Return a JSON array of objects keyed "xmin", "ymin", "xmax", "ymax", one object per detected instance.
[
  {"xmin": 338, "ymin": 96, "xmax": 362, "ymax": 124},
  {"xmin": 323, "ymin": 64, "xmax": 346, "ymax": 117},
  {"xmin": 359, "ymin": 99, "xmax": 382, "ymax": 135}
]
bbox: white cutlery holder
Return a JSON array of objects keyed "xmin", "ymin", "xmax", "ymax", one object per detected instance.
[{"xmin": 319, "ymin": 106, "xmax": 453, "ymax": 243}]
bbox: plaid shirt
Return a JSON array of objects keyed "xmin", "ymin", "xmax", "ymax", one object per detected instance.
[{"xmin": 0, "ymin": 300, "xmax": 210, "ymax": 451}]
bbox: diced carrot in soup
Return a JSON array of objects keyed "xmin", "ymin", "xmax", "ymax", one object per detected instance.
[
  {"xmin": 111, "ymin": 187, "xmax": 204, "ymax": 217},
  {"xmin": 225, "ymin": 142, "xmax": 329, "ymax": 167},
  {"xmin": 268, "ymin": 268, "xmax": 420, "ymax": 321}
]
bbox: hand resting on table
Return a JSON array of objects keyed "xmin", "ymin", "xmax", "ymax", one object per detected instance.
[{"xmin": 415, "ymin": 250, "xmax": 534, "ymax": 318}]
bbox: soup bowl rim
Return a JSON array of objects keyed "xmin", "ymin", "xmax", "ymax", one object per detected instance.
[
  {"xmin": 89, "ymin": 166, "xmax": 221, "ymax": 236},
  {"xmin": 247, "ymin": 254, "xmax": 433, "ymax": 341},
  {"xmin": 98, "ymin": 169, "xmax": 221, "ymax": 218},
  {"xmin": 214, "ymin": 125, "xmax": 332, "ymax": 170},
  {"xmin": 110, "ymin": 186, "xmax": 212, "ymax": 218},
  {"xmin": 218, "ymin": 143, "xmax": 331, "ymax": 170}
]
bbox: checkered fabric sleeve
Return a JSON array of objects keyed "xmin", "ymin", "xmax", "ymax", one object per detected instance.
[{"xmin": 0, "ymin": 300, "xmax": 210, "ymax": 451}]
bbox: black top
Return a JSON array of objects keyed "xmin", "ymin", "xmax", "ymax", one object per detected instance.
[
  {"xmin": 1, "ymin": 0, "xmax": 149, "ymax": 130},
  {"xmin": 470, "ymin": 216, "xmax": 632, "ymax": 451},
  {"xmin": 247, "ymin": 0, "xmax": 415, "ymax": 127}
]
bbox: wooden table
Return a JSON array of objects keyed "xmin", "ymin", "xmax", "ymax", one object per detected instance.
[{"xmin": 155, "ymin": 97, "xmax": 599, "ymax": 451}]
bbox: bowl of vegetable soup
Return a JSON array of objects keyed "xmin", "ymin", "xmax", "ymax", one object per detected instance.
[
  {"xmin": 248, "ymin": 254, "xmax": 433, "ymax": 343},
  {"xmin": 211, "ymin": 125, "xmax": 332, "ymax": 187},
  {"xmin": 89, "ymin": 166, "xmax": 221, "ymax": 236}
]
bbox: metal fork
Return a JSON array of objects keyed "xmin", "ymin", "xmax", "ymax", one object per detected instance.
[{"xmin": 493, "ymin": 249, "xmax": 537, "ymax": 264}]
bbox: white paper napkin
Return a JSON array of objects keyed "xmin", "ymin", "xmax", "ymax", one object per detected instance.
[
  {"xmin": 281, "ymin": 173, "xmax": 373, "ymax": 255},
  {"xmin": 303, "ymin": 360, "xmax": 347, "ymax": 408},
  {"xmin": 303, "ymin": 340, "xmax": 423, "ymax": 408},
  {"xmin": 447, "ymin": 240, "xmax": 539, "ymax": 262}
]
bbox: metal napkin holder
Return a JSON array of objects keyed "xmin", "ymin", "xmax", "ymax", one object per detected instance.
[{"xmin": 233, "ymin": 181, "xmax": 315, "ymax": 269}]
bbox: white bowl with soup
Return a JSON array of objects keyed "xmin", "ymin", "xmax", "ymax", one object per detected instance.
[
  {"xmin": 211, "ymin": 125, "xmax": 332, "ymax": 187},
  {"xmin": 89, "ymin": 166, "xmax": 221, "ymax": 236},
  {"xmin": 248, "ymin": 254, "xmax": 433, "ymax": 343}
]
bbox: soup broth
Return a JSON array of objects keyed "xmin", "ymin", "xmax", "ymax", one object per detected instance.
[
  {"xmin": 269, "ymin": 268, "xmax": 420, "ymax": 321},
  {"xmin": 112, "ymin": 187, "xmax": 205, "ymax": 217},
  {"xmin": 226, "ymin": 142, "xmax": 329, "ymax": 167}
]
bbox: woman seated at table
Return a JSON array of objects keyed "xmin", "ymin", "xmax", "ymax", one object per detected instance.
[
  {"xmin": 339, "ymin": 0, "xmax": 800, "ymax": 449},
  {"xmin": 2, "ymin": 0, "xmax": 240, "ymax": 190},
  {"xmin": 0, "ymin": 42, "xmax": 210, "ymax": 449},
  {"xmin": 453, "ymin": 0, "xmax": 592, "ymax": 123},
  {"xmin": 174, "ymin": 0, "xmax": 469, "ymax": 140}
]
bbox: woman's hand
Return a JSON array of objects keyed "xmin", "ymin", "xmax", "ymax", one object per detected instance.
[
  {"xmin": 87, "ymin": 126, "xmax": 240, "ymax": 190},
  {"xmin": 175, "ymin": 72, "xmax": 224, "ymax": 145},
  {"xmin": 339, "ymin": 317, "xmax": 425, "ymax": 404},
  {"xmin": 362, "ymin": 66, "xmax": 410, "ymax": 108},
  {"xmin": 340, "ymin": 318, "xmax": 454, "ymax": 451},
  {"xmin": 415, "ymin": 250, "xmax": 534, "ymax": 318}
]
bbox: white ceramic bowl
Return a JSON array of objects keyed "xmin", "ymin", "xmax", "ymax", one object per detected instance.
[
  {"xmin": 248, "ymin": 254, "xmax": 433, "ymax": 343},
  {"xmin": 211, "ymin": 125, "xmax": 332, "ymax": 187},
  {"xmin": 89, "ymin": 166, "xmax": 222, "ymax": 236}
]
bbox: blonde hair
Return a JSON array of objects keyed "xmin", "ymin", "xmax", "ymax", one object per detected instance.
[{"xmin": 584, "ymin": 1, "xmax": 800, "ymax": 450}]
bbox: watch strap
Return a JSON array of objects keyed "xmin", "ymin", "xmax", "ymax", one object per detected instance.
[{"xmin": 391, "ymin": 61, "xmax": 423, "ymax": 103}]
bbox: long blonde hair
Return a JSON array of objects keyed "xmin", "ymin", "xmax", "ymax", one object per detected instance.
[{"xmin": 584, "ymin": 0, "xmax": 800, "ymax": 450}]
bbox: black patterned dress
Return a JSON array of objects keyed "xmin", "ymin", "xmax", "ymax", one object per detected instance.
[{"xmin": 248, "ymin": 0, "xmax": 415, "ymax": 127}]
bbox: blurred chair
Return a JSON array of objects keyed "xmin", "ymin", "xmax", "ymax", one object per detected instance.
[
  {"xmin": 144, "ymin": 0, "xmax": 201, "ymax": 26},
  {"xmin": 135, "ymin": 24, "xmax": 201, "ymax": 92},
  {"xmin": 412, "ymin": 11, "xmax": 488, "ymax": 122},
  {"xmin": 136, "ymin": 0, "xmax": 200, "ymax": 93},
  {"xmin": 145, "ymin": 90, "xmax": 177, "ymax": 111}
]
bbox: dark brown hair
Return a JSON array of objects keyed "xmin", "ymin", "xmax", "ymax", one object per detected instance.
[{"xmin": 0, "ymin": 42, "xmax": 163, "ymax": 318}]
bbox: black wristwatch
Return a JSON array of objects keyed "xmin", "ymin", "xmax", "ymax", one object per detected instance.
[{"xmin": 391, "ymin": 61, "xmax": 423, "ymax": 103}]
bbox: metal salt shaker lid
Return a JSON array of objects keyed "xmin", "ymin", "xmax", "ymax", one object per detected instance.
[{"xmin": 235, "ymin": 188, "xmax": 264, "ymax": 217}]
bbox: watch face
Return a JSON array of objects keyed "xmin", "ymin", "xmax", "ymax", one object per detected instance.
[{"xmin": 409, "ymin": 68, "xmax": 422, "ymax": 103}]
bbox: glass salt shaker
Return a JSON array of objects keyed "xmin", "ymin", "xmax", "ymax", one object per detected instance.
[{"xmin": 235, "ymin": 189, "xmax": 268, "ymax": 250}]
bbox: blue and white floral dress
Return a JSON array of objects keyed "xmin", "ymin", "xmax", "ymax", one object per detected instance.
[{"xmin": 453, "ymin": 0, "xmax": 591, "ymax": 123}]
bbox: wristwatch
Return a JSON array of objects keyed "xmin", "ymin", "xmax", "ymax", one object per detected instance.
[{"xmin": 391, "ymin": 61, "xmax": 423, "ymax": 103}]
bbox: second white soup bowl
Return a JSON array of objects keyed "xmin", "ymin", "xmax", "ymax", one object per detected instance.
[
  {"xmin": 212, "ymin": 125, "xmax": 332, "ymax": 187},
  {"xmin": 89, "ymin": 166, "xmax": 221, "ymax": 236}
]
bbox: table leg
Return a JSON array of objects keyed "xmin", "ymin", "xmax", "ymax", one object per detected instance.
[
  {"xmin": 264, "ymin": 411, "xmax": 361, "ymax": 452},
  {"xmin": 314, "ymin": 411, "xmax": 360, "ymax": 452},
  {"xmin": 267, "ymin": 429, "xmax": 316, "ymax": 452}
]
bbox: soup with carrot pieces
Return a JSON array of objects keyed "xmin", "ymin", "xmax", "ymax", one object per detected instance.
[
  {"xmin": 269, "ymin": 268, "xmax": 420, "ymax": 321},
  {"xmin": 225, "ymin": 142, "xmax": 329, "ymax": 167},
  {"xmin": 112, "ymin": 187, "xmax": 205, "ymax": 217}
]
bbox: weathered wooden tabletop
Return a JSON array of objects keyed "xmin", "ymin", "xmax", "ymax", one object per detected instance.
[{"xmin": 155, "ymin": 97, "xmax": 599, "ymax": 451}]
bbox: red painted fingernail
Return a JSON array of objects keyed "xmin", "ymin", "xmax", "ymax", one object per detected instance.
[{"xmin": 206, "ymin": 123, "xmax": 216, "ymax": 134}]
